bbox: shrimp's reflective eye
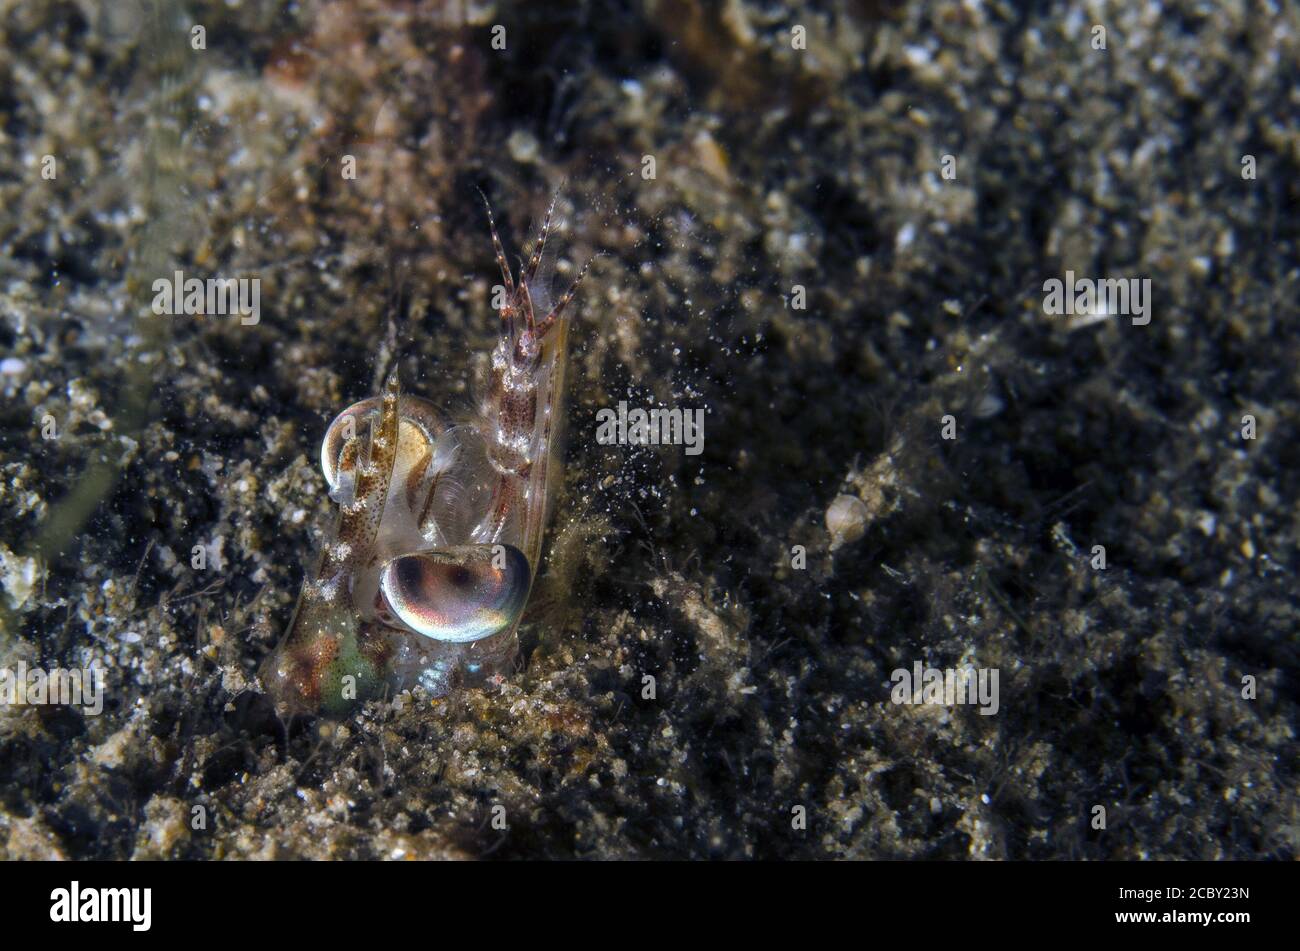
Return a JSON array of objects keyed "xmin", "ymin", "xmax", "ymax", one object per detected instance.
[{"xmin": 379, "ymin": 545, "xmax": 530, "ymax": 643}]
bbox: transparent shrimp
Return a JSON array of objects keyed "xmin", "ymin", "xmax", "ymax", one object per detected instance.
[{"xmin": 262, "ymin": 192, "xmax": 591, "ymax": 716}]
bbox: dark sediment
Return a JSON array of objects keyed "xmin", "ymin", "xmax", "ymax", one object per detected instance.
[{"xmin": 0, "ymin": 0, "xmax": 1295, "ymax": 859}]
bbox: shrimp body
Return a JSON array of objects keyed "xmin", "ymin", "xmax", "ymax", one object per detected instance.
[{"xmin": 263, "ymin": 194, "xmax": 589, "ymax": 716}]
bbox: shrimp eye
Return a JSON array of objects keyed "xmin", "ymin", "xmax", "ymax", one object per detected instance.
[{"xmin": 379, "ymin": 545, "xmax": 530, "ymax": 643}]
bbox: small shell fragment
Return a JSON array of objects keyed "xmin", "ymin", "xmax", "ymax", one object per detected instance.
[{"xmin": 826, "ymin": 494, "xmax": 869, "ymax": 552}]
